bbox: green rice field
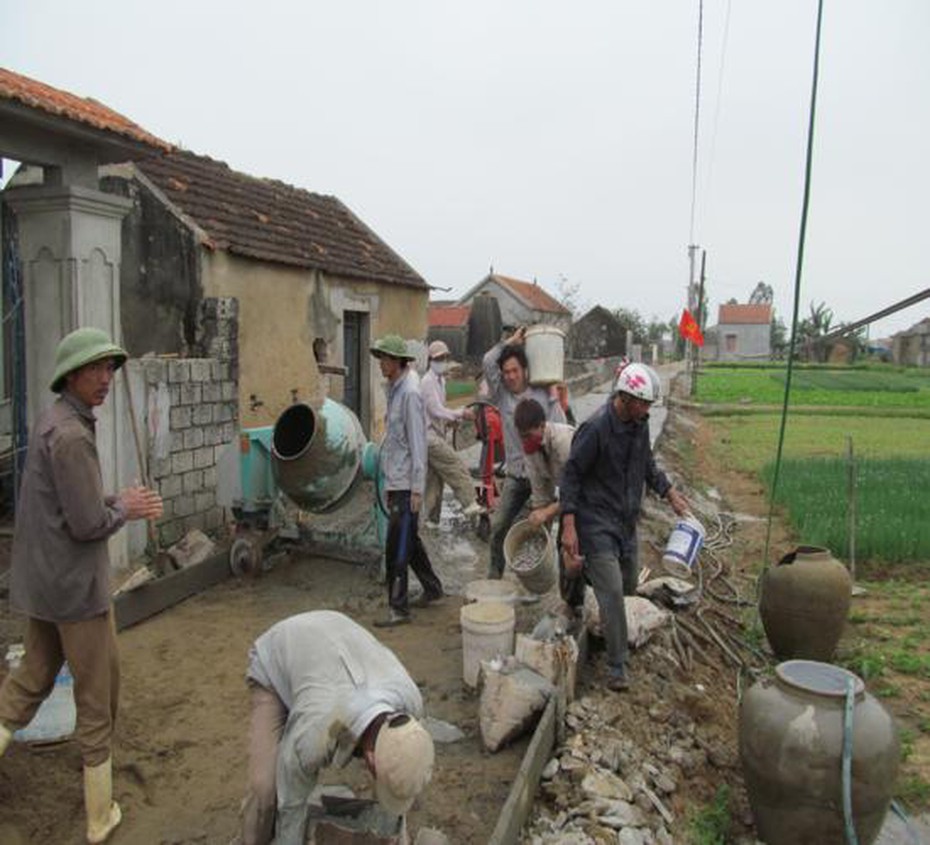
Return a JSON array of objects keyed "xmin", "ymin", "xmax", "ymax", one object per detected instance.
[
  {"xmin": 760, "ymin": 457, "xmax": 930, "ymax": 563},
  {"xmin": 696, "ymin": 365, "xmax": 930, "ymax": 408}
]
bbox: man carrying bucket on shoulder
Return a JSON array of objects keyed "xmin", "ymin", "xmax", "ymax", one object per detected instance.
[
  {"xmin": 482, "ymin": 326, "xmax": 566, "ymax": 580},
  {"xmin": 559, "ymin": 364, "xmax": 688, "ymax": 692},
  {"xmin": 513, "ymin": 397, "xmax": 585, "ymax": 614}
]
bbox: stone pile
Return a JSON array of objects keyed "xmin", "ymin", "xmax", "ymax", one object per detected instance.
[{"xmin": 522, "ymin": 693, "xmax": 707, "ymax": 844}]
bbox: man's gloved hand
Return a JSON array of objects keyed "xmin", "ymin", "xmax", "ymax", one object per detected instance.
[{"xmin": 410, "ymin": 493, "xmax": 422, "ymax": 514}]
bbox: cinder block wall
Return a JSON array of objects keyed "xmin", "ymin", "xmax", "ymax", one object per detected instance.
[{"xmin": 138, "ymin": 357, "xmax": 238, "ymax": 546}]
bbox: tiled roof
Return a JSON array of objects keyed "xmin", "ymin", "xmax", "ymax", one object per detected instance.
[
  {"xmin": 428, "ymin": 304, "xmax": 470, "ymax": 328},
  {"xmin": 0, "ymin": 67, "xmax": 170, "ymax": 151},
  {"xmin": 134, "ymin": 150, "xmax": 427, "ymax": 288},
  {"xmin": 718, "ymin": 303, "xmax": 772, "ymax": 325},
  {"xmin": 491, "ymin": 274, "xmax": 571, "ymax": 315}
]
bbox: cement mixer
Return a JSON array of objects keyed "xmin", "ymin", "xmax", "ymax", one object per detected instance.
[{"xmin": 228, "ymin": 398, "xmax": 386, "ymax": 576}]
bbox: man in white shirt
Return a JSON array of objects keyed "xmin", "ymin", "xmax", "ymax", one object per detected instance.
[
  {"xmin": 240, "ymin": 611, "xmax": 434, "ymax": 845},
  {"xmin": 421, "ymin": 341, "xmax": 484, "ymax": 526}
]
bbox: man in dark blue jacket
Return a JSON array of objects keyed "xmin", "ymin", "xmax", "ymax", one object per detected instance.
[{"xmin": 560, "ymin": 363, "xmax": 688, "ymax": 691}]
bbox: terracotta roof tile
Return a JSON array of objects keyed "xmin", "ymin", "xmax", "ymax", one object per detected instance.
[
  {"xmin": 134, "ymin": 150, "xmax": 427, "ymax": 288},
  {"xmin": 0, "ymin": 66, "xmax": 170, "ymax": 151},
  {"xmin": 428, "ymin": 304, "xmax": 470, "ymax": 328},
  {"xmin": 492, "ymin": 274, "xmax": 570, "ymax": 314},
  {"xmin": 718, "ymin": 303, "xmax": 772, "ymax": 325}
]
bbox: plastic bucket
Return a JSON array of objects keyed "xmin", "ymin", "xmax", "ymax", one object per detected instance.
[
  {"xmin": 464, "ymin": 578, "xmax": 521, "ymax": 605},
  {"xmin": 525, "ymin": 325, "xmax": 565, "ymax": 385},
  {"xmin": 504, "ymin": 519, "xmax": 557, "ymax": 594},
  {"xmin": 6, "ymin": 645, "xmax": 76, "ymax": 743},
  {"xmin": 662, "ymin": 514, "xmax": 705, "ymax": 578},
  {"xmin": 460, "ymin": 601, "xmax": 515, "ymax": 687}
]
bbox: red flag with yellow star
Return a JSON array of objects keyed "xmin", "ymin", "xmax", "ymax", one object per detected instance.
[{"xmin": 678, "ymin": 308, "xmax": 704, "ymax": 346}]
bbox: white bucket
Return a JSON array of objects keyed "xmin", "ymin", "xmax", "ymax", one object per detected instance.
[
  {"xmin": 465, "ymin": 578, "xmax": 521, "ymax": 605},
  {"xmin": 662, "ymin": 514, "xmax": 705, "ymax": 578},
  {"xmin": 6, "ymin": 645, "xmax": 77, "ymax": 743},
  {"xmin": 460, "ymin": 601, "xmax": 515, "ymax": 687},
  {"xmin": 504, "ymin": 519, "xmax": 557, "ymax": 594},
  {"xmin": 525, "ymin": 324, "xmax": 565, "ymax": 385}
]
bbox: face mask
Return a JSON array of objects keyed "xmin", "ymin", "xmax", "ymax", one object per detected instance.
[
  {"xmin": 521, "ymin": 431, "xmax": 544, "ymax": 454},
  {"xmin": 430, "ymin": 360, "xmax": 447, "ymax": 375}
]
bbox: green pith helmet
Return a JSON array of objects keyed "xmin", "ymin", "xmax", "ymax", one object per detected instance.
[
  {"xmin": 50, "ymin": 328, "xmax": 128, "ymax": 392},
  {"xmin": 370, "ymin": 334, "xmax": 414, "ymax": 360}
]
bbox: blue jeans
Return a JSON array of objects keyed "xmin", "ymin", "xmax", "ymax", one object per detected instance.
[
  {"xmin": 585, "ymin": 542, "xmax": 639, "ymax": 671},
  {"xmin": 487, "ymin": 476, "xmax": 532, "ymax": 578}
]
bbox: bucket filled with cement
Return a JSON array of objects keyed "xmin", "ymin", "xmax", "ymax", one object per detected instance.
[{"xmin": 503, "ymin": 519, "xmax": 557, "ymax": 594}]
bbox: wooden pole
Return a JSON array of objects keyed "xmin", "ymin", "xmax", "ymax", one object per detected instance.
[{"xmin": 846, "ymin": 435, "xmax": 857, "ymax": 584}]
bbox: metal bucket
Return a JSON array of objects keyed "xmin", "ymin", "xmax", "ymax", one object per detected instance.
[{"xmin": 503, "ymin": 519, "xmax": 557, "ymax": 594}]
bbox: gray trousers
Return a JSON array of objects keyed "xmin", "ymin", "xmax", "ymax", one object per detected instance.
[
  {"xmin": 585, "ymin": 547, "xmax": 639, "ymax": 671},
  {"xmin": 488, "ymin": 476, "xmax": 532, "ymax": 578},
  {"xmin": 424, "ymin": 435, "xmax": 477, "ymax": 522},
  {"xmin": 0, "ymin": 610, "xmax": 119, "ymax": 766}
]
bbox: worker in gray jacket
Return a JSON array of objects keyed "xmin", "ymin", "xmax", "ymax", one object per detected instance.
[
  {"xmin": 371, "ymin": 335, "xmax": 444, "ymax": 626},
  {"xmin": 240, "ymin": 611, "xmax": 434, "ymax": 845},
  {"xmin": 482, "ymin": 327, "xmax": 566, "ymax": 579},
  {"xmin": 0, "ymin": 327, "xmax": 163, "ymax": 844}
]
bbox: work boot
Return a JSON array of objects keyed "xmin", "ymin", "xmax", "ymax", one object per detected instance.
[
  {"xmin": 462, "ymin": 502, "xmax": 486, "ymax": 518},
  {"xmin": 373, "ymin": 610, "xmax": 412, "ymax": 628},
  {"xmin": 410, "ymin": 590, "xmax": 444, "ymax": 608},
  {"xmin": 84, "ymin": 758, "xmax": 122, "ymax": 843},
  {"xmin": 606, "ymin": 666, "xmax": 630, "ymax": 693},
  {"xmin": 0, "ymin": 723, "xmax": 11, "ymax": 757}
]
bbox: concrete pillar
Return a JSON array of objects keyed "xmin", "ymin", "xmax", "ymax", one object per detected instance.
[{"xmin": 5, "ymin": 183, "xmax": 133, "ymax": 569}]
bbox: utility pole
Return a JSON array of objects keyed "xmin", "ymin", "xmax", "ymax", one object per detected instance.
[{"xmin": 691, "ymin": 250, "xmax": 706, "ymax": 397}]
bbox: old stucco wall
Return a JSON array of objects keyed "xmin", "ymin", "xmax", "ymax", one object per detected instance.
[{"xmin": 202, "ymin": 251, "xmax": 428, "ymax": 431}]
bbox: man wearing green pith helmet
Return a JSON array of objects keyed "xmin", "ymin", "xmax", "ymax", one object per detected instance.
[
  {"xmin": 0, "ymin": 327, "xmax": 163, "ymax": 843},
  {"xmin": 370, "ymin": 334, "xmax": 444, "ymax": 628}
]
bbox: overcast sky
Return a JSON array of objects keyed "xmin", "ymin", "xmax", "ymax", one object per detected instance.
[{"xmin": 3, "ymin": 0, "xmax": 928, "ymax": 339}]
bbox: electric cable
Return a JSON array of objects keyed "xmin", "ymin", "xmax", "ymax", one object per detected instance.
[{"xmin": 761, "ymin": 0, "xmax": 825, "ymax": 572}]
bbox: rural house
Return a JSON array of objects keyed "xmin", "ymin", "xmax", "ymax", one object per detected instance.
[
  {"xmin": 708, "ymin": 303, "xmax": 772, "ymax": 362},
  {"xmin": 570, "ymin": 305, "xmax": 627, "ymax": 359},
  {"xmin": 1, "ymin": 67, "xmax": 430, "ymax": 556},
  {"xmin": 457, "ymin": 272, "xmax": 572, "ymax": 335},
  {"xmin": 892, "ymin": 317, "xmax": 930, "ymax": 367},
  {"xmin": 427, "ymin": 301, "xmax": 470, "ymax": 361},
  {"xmin": 102, "ymin": 149, "xmax": 430, "ymax": 437}
]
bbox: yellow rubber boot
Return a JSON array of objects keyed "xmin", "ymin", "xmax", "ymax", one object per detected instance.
[
  {"xmin": 83, "ymin": 758, "xmax": 122, "ymax": 843},
  {"xmin": 0, "ymin": 723, "xmax": 11, "ymax": 757}
]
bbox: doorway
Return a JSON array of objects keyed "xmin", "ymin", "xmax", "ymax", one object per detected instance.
[{"xmin": 342, "ymin": 311, "xmax": 370, "ymax": 436}]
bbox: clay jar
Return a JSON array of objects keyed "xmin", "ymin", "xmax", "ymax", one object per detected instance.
[
  {"xmin": 740, "ymin": 660, "xmax": 900, "ymax": 845},
  {"xmin": 759, "ymin": 545, "xmax": 851, "ymax": 661}
]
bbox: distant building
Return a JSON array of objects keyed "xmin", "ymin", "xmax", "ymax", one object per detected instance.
[
  {"xmin": 570, "ymin": 305, "xmax": 626, "ymax": 359},
  {"xmin": 457, "ymin": 272, "xmax": 572, "ymax": 334},
  {"xmin": 708, "ymin": 303, "xmax": 772, "ymax": 362},
  {"xmin": 892, "ymin": 317, "xmax": 930, "ymax": 366},
  {"xmin": 427, "ymin": 301, "xmax": 470, "ymax": 360}
]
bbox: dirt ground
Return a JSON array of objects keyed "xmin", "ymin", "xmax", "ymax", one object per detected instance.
[{"xmin": 0, "ymin": 380, "xmax": 925, "ymax": 844}]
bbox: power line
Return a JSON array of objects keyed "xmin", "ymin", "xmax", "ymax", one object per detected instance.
[{"xmin": 688, "ymin": 0, "xmax": 705, "ymax": 246}]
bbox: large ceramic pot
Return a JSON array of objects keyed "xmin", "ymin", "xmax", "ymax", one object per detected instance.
[
  {"xmin": 759, "ymin": 545, "xmax": 851, "ymax": 661},
  {"xmin": 740, "ymin": 660, "xmax": 899, "ymax": 845}
]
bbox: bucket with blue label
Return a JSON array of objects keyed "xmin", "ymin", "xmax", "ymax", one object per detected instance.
[{"xmin": 661, "ymin": 514, "xmax": 705, "ymax": 579}]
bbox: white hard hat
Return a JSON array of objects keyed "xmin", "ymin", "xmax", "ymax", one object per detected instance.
[
  {"xmin": 428, "ymin": 340, "xmax": 451, "ymax": 359},
  {"xmin": 373, "ymin": 714, "xmax": 435, "ymax": 816},
  {"xmin": 614, "ymin": 363, "xmax": 661, "ymax": 403}
]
